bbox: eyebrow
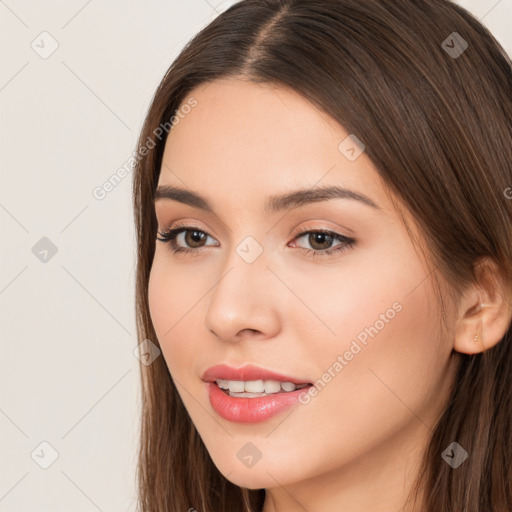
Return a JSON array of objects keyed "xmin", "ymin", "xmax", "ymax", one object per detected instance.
[{"xmin": 154, "ymin": 184, "xmax": 381, "ymax": 213}]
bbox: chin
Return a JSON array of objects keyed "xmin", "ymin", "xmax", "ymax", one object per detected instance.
[{"xmin": 222, "ymin": 470, "xmax": 275, "ymax": 490}]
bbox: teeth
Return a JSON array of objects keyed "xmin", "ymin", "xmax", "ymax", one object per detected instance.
[
  {"xmin": 245, "ymin": 380, "xmax": 265, "ymax": 393},
  {"xmin": 215, "ymin": 379, "xmax": 309, "ymax": 395},
  {"xmin": 264, "ymin": 380, "xmax": 281, "ymax": 393},
  {"xmin": 281, "ymin": 382, "xmax": 297, "ymax": 392}
]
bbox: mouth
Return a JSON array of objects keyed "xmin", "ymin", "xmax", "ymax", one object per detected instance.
[
  {"xmin": 206, "ymin": 378, "xmax": 314, "ymax": 423},
  {"xmin": 214, "ymin": 379, "xmax": 314, "ymax": 398}
]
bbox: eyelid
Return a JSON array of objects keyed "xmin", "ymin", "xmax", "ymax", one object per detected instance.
[
  {"xmin": 158, "ymin": 220, "xmax": 216, "ymax": 239},
  {"xmin": 289, "ymin": 222, "xmax": 352, "ymax": 242}
]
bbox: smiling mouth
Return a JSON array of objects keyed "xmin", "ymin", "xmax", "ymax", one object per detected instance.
[{"xmin": 215, "ymin": 379, "xmax": 313, "ymax": 398}]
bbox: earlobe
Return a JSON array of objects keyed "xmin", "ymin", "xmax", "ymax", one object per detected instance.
[{"xmin": 453, "ymin": 258, "xmax": 512, "ymax": 355}]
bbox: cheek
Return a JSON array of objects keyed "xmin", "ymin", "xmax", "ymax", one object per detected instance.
[
  {"xmin": 293, "ymin": 252, "xmax": 409, "ymax": 354},
  {"xmin": 147, "ymin": 257, "xmax": 205, "ymax": 376},
  {"xmin": 147, "ymin": 254, "xmax": 195, "ymax": 332},
  {"xmin": 314, "ymin": 269, "xmax": 443, "ymax": 433},
  {"xmin": 318, "ymin": 236, "xmax": 434, "ymax": 354},
  {"xmin": 307, "ymin": 243, "xmax": 443, "ymax": 411},
  {"xmin": 147, "ymin": 259, "xmax": 183, "ymax": 359},
  {"xmin": 147, "ymin": 261, "xmax": 168, "ymax": 333}
]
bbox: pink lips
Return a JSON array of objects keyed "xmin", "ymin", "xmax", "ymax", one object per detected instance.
[
  {"xmin": 201, "ymin": 363, "xmax": 312, "ymax": 385},
  {"xmin": 202, "ymin": 363, "xmax": 313, "ymax": 423}
]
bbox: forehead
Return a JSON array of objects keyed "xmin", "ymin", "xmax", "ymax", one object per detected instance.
[
  {"xmin": 167, "ymin": 78, "xmax": 341, "ymax": 161},
  {"xmin": 161, "ymin": 78, "xmax": 381, "ymax": 195}
]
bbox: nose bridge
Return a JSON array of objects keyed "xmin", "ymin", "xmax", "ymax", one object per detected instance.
[
  {"xmin": 219, "ymin": 229, "xmax": 269, "ymax": 291},
  {"xmin": 204, "ymin": 231, "xmax": 279, "ymax": 340}
]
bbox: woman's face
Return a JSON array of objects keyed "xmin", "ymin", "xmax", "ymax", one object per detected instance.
[{"xmin": 148, "ymin": 77, "xmax": 457, "ymax": 506}]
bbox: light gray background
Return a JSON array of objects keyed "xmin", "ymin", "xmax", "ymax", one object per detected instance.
[{"xmin": 1, "ymin": 1, "xmax": 511, "ymax": 510}]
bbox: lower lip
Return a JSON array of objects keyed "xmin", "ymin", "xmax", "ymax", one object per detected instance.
[{"xmin": 206, "ymin": 382, "xmax": 311, "ymax": 423}]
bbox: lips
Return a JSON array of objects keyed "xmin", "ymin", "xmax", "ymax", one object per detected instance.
[
  {"xmin": 206, "ymin": 381, "xmax": 311, "ymax": 423},
  {"xmin": 201, "ymin": 363, "xmax": 312, "ymax": 385}
]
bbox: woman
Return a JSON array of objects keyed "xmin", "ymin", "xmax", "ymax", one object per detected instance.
[{"xmin": 132, "ymin": 1, "xmax": 512, "ymax": 510}]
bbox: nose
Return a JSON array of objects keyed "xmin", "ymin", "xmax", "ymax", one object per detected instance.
[{"xmin": 203, "ymin": 242, "xmax": 281, "ymax": 343}]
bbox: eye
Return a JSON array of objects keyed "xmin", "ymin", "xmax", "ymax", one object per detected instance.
[
  {"xmin": 290, "ymin": 228, "xmax": 355, "ymax": 257},
  {"xmin": 156, "ymin": 224, "xmax": 356, "ymax": 258},
  {"xmin": 156, "ymin": 223, "xmax": 218, "ymax": 255}
]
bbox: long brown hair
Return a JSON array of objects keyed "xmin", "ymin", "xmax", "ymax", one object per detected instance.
[{"xmin": 132, "ymin": 1, "xmax": 512, "ymax": 510}]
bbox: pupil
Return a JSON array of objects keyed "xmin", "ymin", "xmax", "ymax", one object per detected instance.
[
  {"xmin": 187, "ymin": 230, "xmax": 205, "ymax": 247},
  {"xmin": 311, "ymin": 232, "xmax": 332, "ymax": 250}
]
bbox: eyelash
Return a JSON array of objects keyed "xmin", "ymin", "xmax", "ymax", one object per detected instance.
[{"xmin": 156, "ymin": 222, "xmax": 356, "ymax": 258}]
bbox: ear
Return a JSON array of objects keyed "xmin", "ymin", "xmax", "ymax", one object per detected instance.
[{"xmin": 454, "ymin": 257, "xmax": 512, "ymax": 355}]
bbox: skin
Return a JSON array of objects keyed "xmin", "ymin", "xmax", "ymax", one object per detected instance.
[{"xmin": 147, "ymin": 77, "xmax": 510, "ymax": 511}]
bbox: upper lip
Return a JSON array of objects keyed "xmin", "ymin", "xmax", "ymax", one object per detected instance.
[{"xmin": 202, "ymin": 363, "xmax": 312, "ymax": 385}]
